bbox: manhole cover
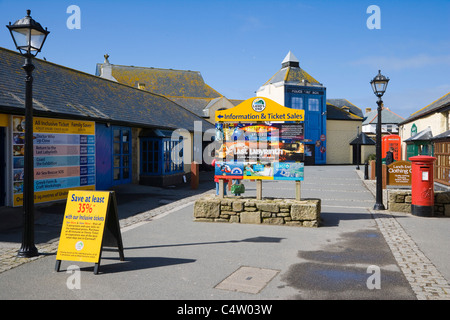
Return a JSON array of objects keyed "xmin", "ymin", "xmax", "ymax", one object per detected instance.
[{"xmin": 215, "ymin": 266, "xmax": 279, "ymax": 294}]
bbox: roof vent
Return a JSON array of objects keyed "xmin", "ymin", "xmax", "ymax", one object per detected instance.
[{"xmin": 281, "ymin": 51, "xmax": 300, "ymax": 68}]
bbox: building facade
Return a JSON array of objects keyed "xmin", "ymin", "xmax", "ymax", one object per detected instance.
[
  {"xmin": 256, "ymin": 52, "xmax": 327, "ymax": 165},
  {"xmin": 362, "ymin": 106, "xmax": 404, "ymax": 136},
  {"xmin": 0, "ymin": 48, "xmax": 212, "ymax": 207},
  {"xmin": 399, "ymin": 92, "xmax": 450, "ymax": 186},
  {"xmin": 325, "ymin": 99, "xmax": 368, "ymax": 164}
]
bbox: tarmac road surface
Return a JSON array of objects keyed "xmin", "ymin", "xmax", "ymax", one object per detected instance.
[{"xmin": 0, "ymin": 166, "xmax": 449, "ymax": 300}]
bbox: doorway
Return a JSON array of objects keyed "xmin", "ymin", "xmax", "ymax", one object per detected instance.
[
  {"xmin": 0, "ymin": 127, "xmax": 5, "ymax": 206},
  {"xmin": 352, "ymin": 144, "xmax": 361, "ymax": 165}
]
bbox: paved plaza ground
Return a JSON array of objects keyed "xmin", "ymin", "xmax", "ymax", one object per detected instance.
[{"xmin": 0, "ymin": 166, "xmax": 449, "ymax": 301}]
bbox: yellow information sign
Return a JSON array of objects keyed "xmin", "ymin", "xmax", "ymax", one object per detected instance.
[
  {"xmin": 56, "ymin": 190, "xmax": 124, "ymax": 274},
  {"xmin": 34, "ymin": 117, "xmax": 95, "ymax": 135},
  {"xmin": 215, "ymin": 97, "xmax": 304, "ymax": 123}
]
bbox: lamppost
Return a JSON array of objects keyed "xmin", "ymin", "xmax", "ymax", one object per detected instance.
[
  {"xmin": 370, "ymin": 70, "xmax": 389, "ymax": 210},
  {"xmin": 356, "ymin": 126, "xmax": 360, "ymax": 170},
  {"xmin": 7, "ymin": 10, "xmax": 49, "ymax": 257}
]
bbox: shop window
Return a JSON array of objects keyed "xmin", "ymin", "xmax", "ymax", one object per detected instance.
[
  {"xmin": 141, "ymin": 137, "xmax": 183, "ymax": 175},
  {"xmin": 141, "ymin": 139, "xmax": 160, "ymax": 174}
]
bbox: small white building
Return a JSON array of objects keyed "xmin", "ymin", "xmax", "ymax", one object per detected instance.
[{"xmin": 362, "ymin": 107, "xmax": 404, "ymax": 135}]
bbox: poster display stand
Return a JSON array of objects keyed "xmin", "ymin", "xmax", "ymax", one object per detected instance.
[
  {"xmin": 55, "ymin": 190, "xmax": 124, "ymax": 274},
  {"xmin": 214, "ymin": 97, "xmax": 305, "ymax": 199}
]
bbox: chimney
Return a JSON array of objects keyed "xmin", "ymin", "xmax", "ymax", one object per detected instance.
[{"xmin": 99, "ymin": 54, "xmax": 117, "ymax": 82}]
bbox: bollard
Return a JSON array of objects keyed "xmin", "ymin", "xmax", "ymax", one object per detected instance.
[
  {"xmin": 296, "ymin": 180, "xmax": 301, "ymax": 201},
  {"xmin": 370, "ymin": 160, "xmax": 376, "ymax": 180},
  {"xmin": 364, "ymin": 161, "xmax": 369, "ymax": 180},
  {"xmin": 256, "ymin": 180, "xmax": 262, "ymax": 200},
  {"xmin": 191, "ymin": 161, "xmax": 199, "ymax": 189}
]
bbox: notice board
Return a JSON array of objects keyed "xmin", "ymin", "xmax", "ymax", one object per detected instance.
[
  {"xmin": 55, "ymin": 190, "xmax": 124, "ymax": 274},
  {"xmin": 12, "ymin": 116, "xmax": 96, "ymax": 207},
  {"xmin": 214, "ymin": 97, "xmax": 305, "ymax": 181}
]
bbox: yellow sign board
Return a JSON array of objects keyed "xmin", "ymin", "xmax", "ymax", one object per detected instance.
[
  {"xmin": 34, "ymin": 117, "xmax": 96, "ymax": 135},
  {"xmin": 56, "ymin": 190, "xmax": 124, "ymax": 274},
  {"xmin": 13, "ymin": 185, "xmax": 95, "ymax": 207},
  {"xmin": 215, "ymin": 97, "xmax": 304, "ymax": 123}
]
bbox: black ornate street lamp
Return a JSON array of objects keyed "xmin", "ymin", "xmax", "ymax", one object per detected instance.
[
  {"xmin": 370, "ymin": 70, "xmax": 389, "ymax": 210},
  {"xmin": 7, "ymin": 10, "xmax": 49, "ymax": 257}
]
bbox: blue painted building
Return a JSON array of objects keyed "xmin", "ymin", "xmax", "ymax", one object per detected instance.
[
  {"xmin": 256, "ymin": 51, "xmax": 327, "ymax": 164},
  {"xmin": 0, "ymin": 48, "xmax": 213, "ymax": 207}
]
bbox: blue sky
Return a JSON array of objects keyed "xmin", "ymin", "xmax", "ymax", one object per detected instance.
[{"xmin": 1, "ymin": 0, "xmax": 449, "ymax": 119}]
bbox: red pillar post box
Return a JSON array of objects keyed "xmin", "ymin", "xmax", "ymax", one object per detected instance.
[{"xmin": 410, "ymin": 155, "xmax": 436, "ymax": 217}]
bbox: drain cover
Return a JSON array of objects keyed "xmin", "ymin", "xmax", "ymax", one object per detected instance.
[{"xmin": 215, "ymin": 266, "xmax": 280, "ymax": 294}]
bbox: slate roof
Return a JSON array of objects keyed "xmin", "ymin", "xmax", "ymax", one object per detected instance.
[
  {"xmin": 399, "ymin": 92, "xmax": 450, "ymax": 125},
  {"xmin": 0, "ymin": 47, "xmax": 212, "ymax": 132},
  {"xmin": 99, "ymin": 64, "xmax": 223, "ymax": 99},
  {"xmin": 326, "ymin": 103, "xmax": 362, "ymax": 121},
  {"xmin": 168, "ymin": 96, "xmax": 212, "ymax": 117},
  {"xmin": 362, "ymin": 107, "xmax": 404, "ymax": 125},
  {"xmin": 259, "ymin": 51, "xmax": 322, "ymax": 88},
  {"xmin": 327, "ymin": 99, "xmax": 363, "ymax": 118},
  {"xmin": 404, "ymin": 127, "xmax": 433, "ymax": 142},
  {"xmin": 229, "ymin": 99, "xmax": 244, "ymax": 106},
  {"xmin": 95, "ymin": 62, "xmax": 228, "ymax": 118},
  {"xmin": 261, "ymin": 66, "xmax": 321, "ymax": 87},
  {"xmin": 431, "ymin": 129, "xmax": 450, "ymax": 141},
  {"xmin": 349, "ymin": 133, "xmax": 375, "ymax": 145}
]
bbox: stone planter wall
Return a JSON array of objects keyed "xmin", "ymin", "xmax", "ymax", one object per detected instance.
[
  {"xmin": 194, "ymin": 195, "xmax": 321, "ymax": 227},
  {"xmin": 388, "ymin": 190, "xmax": 450, "ymax": 216}
]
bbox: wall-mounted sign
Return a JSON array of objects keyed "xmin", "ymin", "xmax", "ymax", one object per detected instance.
[
  {"xmin": 12, "ymin": 116, "xmax": 95, "ymax": 206},
  {"xmin": 411, "ymin": 124, "xmax": 417, "ymax": 136}
]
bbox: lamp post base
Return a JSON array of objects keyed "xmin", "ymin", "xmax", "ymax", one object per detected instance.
[
  {"xmin": 17, "ymin": 245, "xmax": 39, "ymax": 258},
  {"xmin": 373, "ymin": 203, "xmax": 386, "ymax": 211}
]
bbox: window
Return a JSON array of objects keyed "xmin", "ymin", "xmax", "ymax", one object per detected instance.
[
  {"xmin": 164, "ymin": 138, "xmax": 183, "ymax": 174},
  {"xmin": 308, "ymin": 98, "xmax": 320, "ymax": 111},
  {"xmin": 291, "ymin": 97, "xmax": 303, "ymax": 110},
  {"xmin": 112, "ymin": 127, "xmax": 131, "ymax": 183},
  {"xmin": 141, "ymin": 137, "xmax": 183, "ymax": 175},
  {"xmin": 141, "ymin": 139, "xmax": 160, "ymax": 174}
]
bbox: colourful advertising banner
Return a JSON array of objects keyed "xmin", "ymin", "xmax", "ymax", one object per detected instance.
[
  {"xmin": 12, "ymin": 116, "xmax": 96, "ymax": 206},
  {"xmin": 214, "ymin": 122, "xmax": 304, "ymax": 181},
  {"xmin": 214, "ymin": 97, "xmax": 305, "ymax": 181}
]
